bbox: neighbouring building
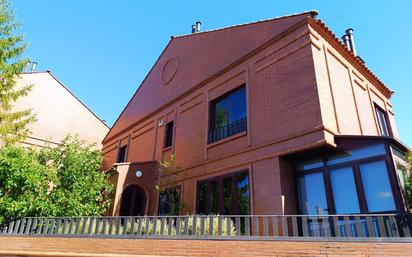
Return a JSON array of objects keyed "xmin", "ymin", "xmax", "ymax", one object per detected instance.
[
  {"xmin": 102, "ymin": 11, "xmax": 409, "ymax": 217},
  {"xmin": 13, "ymin": 70, "xmax": 109, "ymax": 148}
]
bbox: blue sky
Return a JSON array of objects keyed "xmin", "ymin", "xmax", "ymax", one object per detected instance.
[{"xmin": 13, "ymin": 1, "xmax": 412, "ymax": 145}]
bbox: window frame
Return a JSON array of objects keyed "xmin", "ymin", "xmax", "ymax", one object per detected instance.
[
  {"xmin": 163, "ymin": 120, "xmax": 174, "ymax": 149},
  {"xmin": 296, "ymin": 149, "xmax": 400, "ymax": 214},
  {"xmin": 374, "ymin": 104, "xmax": 392, "ymax": 137},
  {"xmin": 158, "ymin": 186, "xmax": 181, "ymax": 216},
  {"xmin": 117, "ymin": 145, "xmax": 128, "ymax": 163},
  {"xmin": 208, "ymin": 84, "xmax": 247, "ymax": 143},
  {"xmin": 196, "ymin": 169, "xmax": 250, "ymax": 215}
]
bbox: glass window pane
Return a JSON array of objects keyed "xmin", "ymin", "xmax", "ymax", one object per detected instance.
[
  {"xmin": 359, "ymin": 161, "xmax": 396, "ymax": 212},
  {"xmin": 197, "ymin": 182, "xmax": 207, "ymax": 214},
  {"xmin": 237, "ymin": 171, "xmax": 250, "ymax": 215},
  {"xmin": 209, "ymin": 181, "xmax": 219, "ymax": 214},
  {"xmin": 214, "ymin": 98, "xmax": 229, "ymax": 128},
  {"xmin": 296, "ymin": 159, "xmax": 324, "ymax": 172},
  {"xmin": 376, "ymin": 109, "xmax": 390, "ymax": 136},
  {"xmin": 330, "ymin": 167, "xmax": 360, "ymax": 214},
  {"xmin": 298, "ymin": 172, "xmax": 329, "ymax": 215},
  {"xmin": 159, "ymin": 187, "xmax": 181, "ymax": 216},
  {"xmin": 327, "ymin": 144, "xmax": 386, "ymax": 166},
  {"xmin": 223, "ymin": 177, "xmax": 233, "ymax": 215},
  {"xmin": 228, "ymin": 86, "xmax": 246, "ymax": 123}
]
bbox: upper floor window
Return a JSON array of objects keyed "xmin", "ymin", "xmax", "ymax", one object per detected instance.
[
  {"xmin": 375, "ymin": 105, "xmax": 391, "ymax": 137},
  {"xmin": 117, "ymin": 145, "xmax": 127, "ymax": 163},
  {"xmin": 164, "ymin": 121, "xmax": 174, "ymax": 148},
  {"xmin": 208, "ymin": 85, "xmax": 247, "ymax": 143}
]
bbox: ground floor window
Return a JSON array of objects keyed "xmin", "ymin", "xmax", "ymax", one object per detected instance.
[
  {"xmin": 158, "ymin": 187, "xmax": 181, "ymax": 215},
  {"xmin": 196, "ymin": 170, "xmax": 250, "ymax": 215},
  {"xmin": 297, "ymin": 144, "xmax": 398, "ymax": 215}
]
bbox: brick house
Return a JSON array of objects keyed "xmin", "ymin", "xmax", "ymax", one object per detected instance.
[
  {"xmin": 102, "ymin": 11, "xmax": 409, "ymax": 217},
  {"xmin": 14, "ymin": 71, "xmax": 109, "ymax": 148}
]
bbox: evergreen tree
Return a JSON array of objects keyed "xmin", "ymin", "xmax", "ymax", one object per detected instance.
[{"xmin": 0, "ymin": 0, "xmax": 34, "ymax": 147}]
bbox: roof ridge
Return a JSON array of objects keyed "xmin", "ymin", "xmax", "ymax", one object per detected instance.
[{"xmin": 172, "ymin": 10, "xmax": 318, "ymax": 39}]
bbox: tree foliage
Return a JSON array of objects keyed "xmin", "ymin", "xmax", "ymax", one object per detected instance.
[
  {"xmin": 404, "ymin": 152, "xmax": 412, "ymax": 210},
  {"xmin": 0, "ymin": 0, "xmax": 34, "ymax": 147},
  {"xmin": 0, "ymin": 136, "xmax": 113, "ymax": 223}
]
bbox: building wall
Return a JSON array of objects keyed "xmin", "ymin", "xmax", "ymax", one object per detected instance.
[
  {"xmin": 103, "ymin": 18, "xmax": 400, "ymax": 215},
  {"xmin": 2, "ymin": 237, "xmax": 412, "ymax": 257},
  {"xmin": 13, "ymin": 72, "xmax": 109, "ymax": 148},
  {"xmin": 309, "ymin": 25, "xmax": 398, "ymax": 139},
  {"xmin": 104, "ymin": 22, "xmax": 328, "ymax": 215}
]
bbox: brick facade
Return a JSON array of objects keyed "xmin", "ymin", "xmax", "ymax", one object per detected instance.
[
  {"xmin": 2, "ymin": 237, "xmax": 412, "ymax": 257},
  {"xmin": 102, "ymin": 12, "xmax": 403, "ymax": 216}
]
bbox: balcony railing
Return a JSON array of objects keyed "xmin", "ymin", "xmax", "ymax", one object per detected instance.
[
  {"xmin": 1, "ymin": 214, "xmax": 411, "ymax": 241},
  {"xmin": 208, "ymin": 117, "xmax": 247, "ymax": 144}
]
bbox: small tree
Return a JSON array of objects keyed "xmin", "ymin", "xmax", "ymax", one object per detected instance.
[
  {"xmin": 0, "ymin": 136, "xmax": 113, "ymax": 223},
  {"xmin": 0, "ymin": 0, "xmax": 34, "ymax": 147},
  {"xmin": 156, "ymin": 154, "xmax": 187, "ymax": 215}
]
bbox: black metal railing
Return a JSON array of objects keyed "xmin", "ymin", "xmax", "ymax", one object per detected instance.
[
  {"xmin": 208, "ymin": 118, "xmax": 247, "ymax": 144},
  {"xmin": 1, "ymin": 214, "xmax": 411, "ymax": 241}
]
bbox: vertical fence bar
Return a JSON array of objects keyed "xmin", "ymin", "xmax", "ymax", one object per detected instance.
[
  {"xmin": 168, "ymin": 217, "xmax": 173, "ymax": 236},
  {"xmin": 282, "ymin": 216, "xmax": 288, "ymax": 237},
  {"xmin": 302, "ymin": 216, "xmax": 309, "ymax": 237},
  {"xmin": 366, "ymin": 216, "xmax": 374, "ymax": 237},
  {"xmin": 24, "ymin": 218, "xmax": 33, "ymax": 234},
  {"xmin": 343, "ymin": 216, "xmax": 352, "ymax": 237},
  {"xmin": 209, "ymin": 216, "xmax": 213, "ymax": 236},
  {"xmin": 245, "ymin": 216, "xmax": 250, "ymax": 236},
  {"xmin": 253, "ymin": 216, "xmax": 259, "ymax": 236},
  {"xmin": 272, "ymin": 216, "xmax": 278, "ymax": 237},
  {"xmin": 292, "ymin": 217, "xmax": 298, "ymax": 237},
  {"xmin": 217, "ymin": 216, "xmax": 222, "ymax": 236},
  {"xmin": 225, "ymin": 217, "xmax": 230, "ymax": 237},
  {"xmin": 183, "ymin": 217, "xmax": 189, "ymax": 236},
  {"xmin": 389, "ymin": 216, "xmax": 400, "ymax": 237},
  {"xmin": 235, "ymin": 217, "xmax": 240, "ymax": 236},
  {"xmin": 263, "ymin": 217, "xmax": 269, "ymax": 237},
  {"xmin": 333, "ymin": 216, "xmax": 340, "ymax": 237},
  {"xmin": 192, "ymin": 216, "xmax": 197, "ymax": 236},
  {"xmin": 200, "ymin": 217, "xmax": 205, "ymax": 237},
  {"xmin": 17, "ymin": 219, "xmax": 26, "ymax": 234},
  {"xmin": 377, "ymin": 216, "xmax": 386, "ymax": 237},
  {"xmin": 354, "ymin": 216, "xmax": 363, "ymax": 237}
]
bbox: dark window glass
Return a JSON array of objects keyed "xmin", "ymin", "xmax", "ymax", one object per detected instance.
[
  {"xmin": 330, "ymin": 167, "xmax": 360, "ymax": 214},
  {"xmin": 375, "ymin": 106, "xmax": 391, "ymax": 136},
  {"xmin": 164, "ymin": 121, "xmax": 174, "ymax": 148},
  {"xmin": 298, "ymin": 172, "xmax": 329, "ymax": 215},
  {"xmin": 117, "ymin": 145, "xmax": 127, "ymax": 163},
  {"xmin": 158, "ymin": 187, "xmax": 181, "ymax": 216},
  {"xmin": 209, "ymin": 85, "xmax": 247, "ymax": 143},
  {"xmin": 237, "ymin": 172, "xmax": 250, "ymax": 215},
  {"xmin": 223, "ymin": 178, "xmax": 233, "ymax": 215},
  {"xmin": 197, "ymin": 182, "xmax": 207, "ymax": 214},
  {"xmin": 359, "ymin": 161, "xmax": 396, "ymax": 212},
  {"xmin": 209, "ymin": 181, "xmax": 219, "ymax": 214},
  {"xmin": 196, "ymin": 170, "xmax": 249, "ymax": 215}
]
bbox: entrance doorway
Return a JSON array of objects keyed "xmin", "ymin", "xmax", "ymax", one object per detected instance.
[{"xmin": 119, "ymin": 185, "xmax": 146, "ymax": 216}]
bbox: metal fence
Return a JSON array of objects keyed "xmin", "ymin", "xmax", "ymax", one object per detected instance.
[
  {"xmin": 208, "ymin": 118, "xmax": 247, "ymax": 144},
  {"xmin": 1, "ymin": 214, "xmax": 411, "ymax": 241}
]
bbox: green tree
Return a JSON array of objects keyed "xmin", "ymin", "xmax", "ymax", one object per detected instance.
[
  {"xmin": 404, "ymin": 152, "xmax": 412, "ymax": 210},
  {"xmin": 0, "ymin": 136, "xmax": 113, "ymax": 223},
  {"xmin": 0, "ymin": 0, "xmax": 34, "ymax": 147}
]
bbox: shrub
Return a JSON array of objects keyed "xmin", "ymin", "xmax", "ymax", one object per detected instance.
[{"xmin": 0, "ymin": 136, "xmax": 113, "ymax": 223}]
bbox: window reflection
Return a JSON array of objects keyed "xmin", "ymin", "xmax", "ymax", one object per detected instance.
[
  {"xmin": 298, "ymin": 173, "xmax": 328, "ymax": 215},
  {"xmin": 327, "ymin": 144, "xmax": 385, "ymax": 166},
  {"xmin": 359, "ymin": 161, "xmax": 395, "ymax": 212},
  {"xmin": 330, "ymin": 167, "xmax": 360, "ymax": 214}
]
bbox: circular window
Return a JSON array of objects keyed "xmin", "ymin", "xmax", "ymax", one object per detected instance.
[{"xmin": 162, "ymin": 56, "xmax": 179, "ymax": 85}]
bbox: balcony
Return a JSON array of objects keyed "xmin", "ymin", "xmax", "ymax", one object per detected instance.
[
  {"xmin": 208, "ymin": 118, "xmax": 247, "ymax": 144},
  {"xmin": 1, "ymin": 214, "xmax": 411, "ymax": 241}
]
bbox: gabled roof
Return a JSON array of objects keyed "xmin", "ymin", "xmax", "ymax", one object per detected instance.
[
  {"xmin": 20, "ymin": 71, "xmax": 109, "ymax": 128},
  {"xmin": 103, "ymin": 11, "xmax": 318, "ymax": 143}
]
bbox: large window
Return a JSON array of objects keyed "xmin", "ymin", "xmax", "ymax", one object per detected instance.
[
  {"xmin": 297, "ymin": 144, "xmax": 398, "ymax": 214},
  {"xmin": 208, "ymin": 85, "xmax": 247, "ymax": 143},
  {"xmin": 375, "ymin": 105, "xmax": 391, "ymax": 137},
  {"xmin": 117, "ymin": 145, "xmax": 127, "ymax": 163},
  {"xmin": 158, "ymin": 187, "xmax": 181, "ymax": 216},
  {"xmin": 197, "ymin": 170, "xmax": 250, "ymax": 215},
  {"xmin": 164, "ymin": 121, "xmax": 174, "ymax": 148}
]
